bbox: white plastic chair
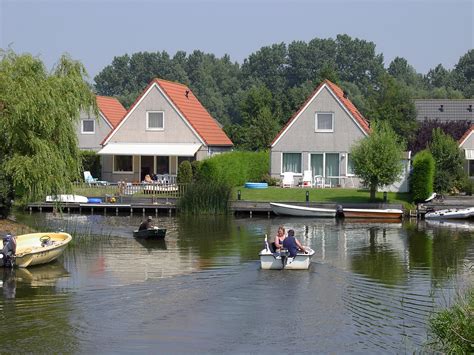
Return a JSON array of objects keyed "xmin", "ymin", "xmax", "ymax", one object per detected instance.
[
  {"xmin": 302, "ymin": 170, "xmax": 312, "ymax": 187},
  {"xmin": 313, "ymin": 175, "xmax": 324, "ymax": 188},
  {"xmin": 281, "ymin": 172, "xmax": 295, "ymax": 188}
]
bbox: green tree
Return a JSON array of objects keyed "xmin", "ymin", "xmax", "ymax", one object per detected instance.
[
  {"xmin": 350, "ymin": 121, "xmax": 406, "ymax": 200},
  {"xmin": 410, "ymin": 150, "xmax": 435, "ymax": 202},
  {"xmin": 453, "ymin": 49, "xmax": 474, "ymax": 98},
  {"xmin": 0, "ymin": 50, "xmax": 97, "ymax": 214},
  {"xmin": 429, "ymin": 128, "xmax": 464, "ymax": 194},
  {"xmin": 177, "ymin": 160, "xmax": 193, "ymax": 184}
]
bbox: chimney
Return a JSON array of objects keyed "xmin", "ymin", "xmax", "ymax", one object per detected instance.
[
  {"xmin": 185, "ymin": 90, "xmax": 190, "ymax": 99},
  {"xmin": 343, "ymin": 91, "xmax": 348, "ymax": 99},
  {"xmin": 439, "ymin": 104, "xmax": 444, "ymax": 112}
]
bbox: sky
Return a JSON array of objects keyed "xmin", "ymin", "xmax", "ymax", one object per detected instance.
[{"xmin": 1, "ymin": 0, "xmax": 473, "ymax": 82}]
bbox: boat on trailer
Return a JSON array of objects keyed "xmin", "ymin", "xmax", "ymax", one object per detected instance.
[
  {"xmin": 259, "ymin": 235, "xmax": 315, "ymax": 270},
  {"xmin": 270, "ymin": 202, "xmax": 336, "ymax": 218},
  {"xmin": 424, "ymin": 207, "xmax": 474, "ymax": 220},
  {"xmin": 342, "ymin": 208, "xmax": 403, "ymax": 219}
]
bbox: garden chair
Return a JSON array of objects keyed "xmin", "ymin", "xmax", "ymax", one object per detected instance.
[
  {"xmin": 302, "ymin": 170, "xmax": 312, "ymax": 187},
  {"xmin": 84, "ymin": 171, "xmax": 108, "ymax": 186},
  {"xmin": 313, "ymin": 175, "xmax": 324, "ymax": 189},
  {"xmin": 281, "ymin": 172, "xmax": 295, "ymax": 188}
]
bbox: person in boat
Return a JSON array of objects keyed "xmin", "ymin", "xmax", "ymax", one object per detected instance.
[
  {"xmin": 272, "ymin": 226, "xmax": 286, "ymax": 252},
  {"xmin": 282, "ymin": 229, "xmax": 306, "ymax": 257},
  {"xmin": 138, "ymin": 216, "xmax": 154, "ymax": 231}
]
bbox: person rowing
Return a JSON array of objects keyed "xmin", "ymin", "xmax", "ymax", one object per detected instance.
[{"xmin": 282, "ymin": 229, "xmax": 306, "ymax": 257}]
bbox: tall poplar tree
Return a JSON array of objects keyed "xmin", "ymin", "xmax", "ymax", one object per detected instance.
[{"xmin": 0, "ymin": 50, "xmax": 97, "ymax": 216}]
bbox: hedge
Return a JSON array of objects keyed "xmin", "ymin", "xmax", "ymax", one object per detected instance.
[{"xmin": 410, "ymin": 149, "xmax": 435, "ymax": 202}]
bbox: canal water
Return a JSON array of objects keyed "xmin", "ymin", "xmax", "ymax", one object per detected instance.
[{"xmin": 1, "ymin": 213, "xmax": 473, "ymax": 353}]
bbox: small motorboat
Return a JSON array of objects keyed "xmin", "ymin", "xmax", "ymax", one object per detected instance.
[
  {"xmin": 1, "ymin": 232, "xmax": 72, "ymax": 268},
  {"xmin": 270, "ymin": 202, "xmax": 336, "ymax": 217},
  {"xmin": 425, "ymin": 207, "xmax": 474, "ymax": 220},
  {"xmin": 341, "ymin": 208, "xmax": 403, "ymax": 219},
  {"xmin": 46, "ymin": 195, "xmax": 88, "ymax": 203},
  {"xmin": 133, "ymin": 227, "xmax": 167, "ymax": 239},
  {"xmin": 259, "ymin": 235, "xmax": 315, "ymax": 270}
]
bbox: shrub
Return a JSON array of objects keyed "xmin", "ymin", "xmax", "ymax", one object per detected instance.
[
  {"xmin": 80, "ymin": 150, "xmax": 101, "ymax": 179},
  {"xmin": 197, "ymin": 151, "xmax": 269, "ymax": 186},
  {"xmin": 410, "ymin": 150, "xmax": 435, "ymax": 202},
  {"xmin": 191, "ymin": 160, "xmax": 202, "ymax": 182},
  {"xmin": 460, "ymin": 176, "xmax": 474, "ymax": 196},
  {"xmin": 178, "ymin": 180, "xmax": 231, "ymax": 215},
  {"xmin": 261, "ymin": 173, "xmax": 278, "ymax": 186},
  {"xmin": 177, "ymin": 160, "xmax": 193, "ymax": 184},
  {"xmin": 428, "ymin": 287, "xmax": 474, "ymax": 353}
]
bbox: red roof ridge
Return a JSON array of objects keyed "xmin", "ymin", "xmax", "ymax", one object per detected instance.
[
  {"xmin": 271, "ymin": 80, "xmax": 371, "ymax": 146},
  {"xmin": 459, "ymin": 124, "xmax": 474, "ymax": 146}
]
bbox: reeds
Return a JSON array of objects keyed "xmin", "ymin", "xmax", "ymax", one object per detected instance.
[{"xmin": 178, "ymin": 180, "xmax": 231, "ymax": 215}]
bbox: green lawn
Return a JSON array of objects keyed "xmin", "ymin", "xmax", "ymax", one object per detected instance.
[{"xmin": 232, "ymin": 186, "xmax": 413, "ymax": 208}]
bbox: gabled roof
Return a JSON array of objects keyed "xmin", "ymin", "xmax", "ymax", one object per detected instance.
[
  {"xmin": 103, "ymin": 78, "xmax": 233, "ymax": 146},
  {"xmin": 96, "ymin": 96, "xmax": 126, "ymax": 128},
  {"xmin": 271, "ymin": 79, "xmax": 370, "ymax": 147},
  {"xmin": 459, "ymin": 124, "xmax": 474, "ymax": 147},
  {"xmin": 415, "ymin": 99, "xmax": 474, "ymax": 122}
]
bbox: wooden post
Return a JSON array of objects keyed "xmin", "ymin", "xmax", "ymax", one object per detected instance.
[{"xmin": 116, "ymin": 208, "xmax": 118, "ymax": 216}]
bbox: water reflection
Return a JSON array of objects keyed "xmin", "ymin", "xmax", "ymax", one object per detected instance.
[{"xmin": 2, "ymin": 212, "xmax": 473, "ymax": 353}]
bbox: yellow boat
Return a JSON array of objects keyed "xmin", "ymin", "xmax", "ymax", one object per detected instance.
[{"xmin": 8, "ymin": 232, "xmax": 72, "ymax": 268}]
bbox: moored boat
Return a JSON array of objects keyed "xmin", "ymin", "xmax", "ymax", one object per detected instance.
[
  {"xmin": 270, "ymin": 202, "xmax": 336, "ymax": 217},
  {"xmin": 133, "ymin": 227, "xmax": 167, "ymax": 239},
  {"xmin": 46, "ymin": 195, "xmax": 88, "ymax": 203},
  {"xmin": 424, "ymin": 207, "xmax": 474, "ymax": 220},
  {"xmin": 1, "ymin": 232, "xmax": 72, "ymax": 268},
  {"xmin": 342, "ymin": 208, "xmax": 403, "ymax": 219}
]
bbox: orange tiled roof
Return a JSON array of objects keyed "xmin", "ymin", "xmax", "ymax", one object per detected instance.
[
  {"xmin": 154, "ymin": 79, "xmax": 233, "ymax": 146},
  {"xmin": 271, "ymin": 79, "xmax": 370, "ymax": 146},
  {"xmin": 459, "ymin": 124, "xmax": 474, "ymax": 146},
  {"xmin": 96, "ymin": 96, "xmax": 126, "ymax": 128}
]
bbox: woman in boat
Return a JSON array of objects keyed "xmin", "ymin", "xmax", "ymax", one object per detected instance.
[
  {"xmin": 282, "ymin": 229, "xmax": 306, "ymax": 257},
  {"xmin": 272, "ymin": 226, "xmax": 286, "ymax": 252}
]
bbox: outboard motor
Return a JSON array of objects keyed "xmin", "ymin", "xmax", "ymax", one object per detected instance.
[
  {"xmin": 336, "ymin": 205, "xmax": 345, "ymax": 218},
  {"xmin": 1, "ymin": 234, "xmax": 16, "ymax": 268}
]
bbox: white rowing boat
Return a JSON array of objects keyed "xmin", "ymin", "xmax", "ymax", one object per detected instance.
[
  {"xmin": 425, "ymin": 207, "xmax": 474, "ymax": 220},
  {"xmin": 270, "ymin": 203, "xmax": 336, "ymax": 217}
]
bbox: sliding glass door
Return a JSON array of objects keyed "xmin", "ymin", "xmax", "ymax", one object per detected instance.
[{"xmin": 310, "ymin": 153, "xmax": 340, "ymax": 187}]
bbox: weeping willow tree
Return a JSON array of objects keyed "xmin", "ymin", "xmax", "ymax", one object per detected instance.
[{"xmin": 0, "ymin": 50, "xmax": 97, "ymax": 215}]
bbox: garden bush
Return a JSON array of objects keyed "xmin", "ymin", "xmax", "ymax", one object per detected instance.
[
  {"xmin": 80, "ymin": 150, "xmax": 101, "ymax": 179},
  {"xmin": 177, "ymin": 160, "xmax": 193, "ymax": 184},
  {"xmin": 410, "ymin": 150, "xmax": 435, "ymax": 202},
  {"xmin": 197, "ymin": 151, "xmax": 269, "ymax": 186}
]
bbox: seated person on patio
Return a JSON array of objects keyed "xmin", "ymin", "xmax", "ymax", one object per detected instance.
[
  {"xmin": 143, "ymin": 174, "xmax": 153, "ymax": 183},
  {"xmin": 139, "ymin": 216, "xmax": 154, "ymax": 231}
]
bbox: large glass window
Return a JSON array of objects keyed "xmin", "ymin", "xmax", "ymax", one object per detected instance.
[
  {"xmin": 282, "ymin": 153, "xmax": 301, "ymax": 174},
  {"xmin": 114, "ymin": 155, "xmax": 133, "ymax": 172},
  {"xmin": 347, "ymin": 153, "xmax": 355, "ymax": 175},
  {"xmin": 81, "ymin": 119, "xmax": 95, "ymax": 133},
  {"xmin": 147, "ymin": 111, "xmax": 164, "ymax": 130},
  {"xmin": 315, "ymin": 113, "xmax": 334, "ymax": 132},
  {"xmin": 156, "ymin": 156, "xmax": 170, "ymax": 174},
  {"xmin": 469, "ymin": 160, "xmax": 474, "ymax": 177},
  {"xmin": 310, "ymin": 154, "xmax": 324, "ymax": 178}
]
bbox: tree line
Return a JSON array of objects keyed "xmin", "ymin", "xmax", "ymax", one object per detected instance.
[{"xmin": 94, "ymin": 34, "xmax": 473, "ymax": 150}]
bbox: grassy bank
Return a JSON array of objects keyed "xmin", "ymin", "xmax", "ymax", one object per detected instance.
[
  {"xmin": 428, "ymin": 287, "xmax": 474, "ymax": 353},
  {"xmin": 232, "ymin": 187, "xmax": 413, "ymax": 208},
  {"xmin": 0, "ymin": 218, "xmax": 35, "ymax": 235}
]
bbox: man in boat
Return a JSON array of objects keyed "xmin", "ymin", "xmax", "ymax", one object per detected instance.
[
  {"xmin": 138, "ymin": 216, "xmax": 154, "ymax": 231},
  {"xmin": 282, "ymin": 229, "xmax": 306, "ymax": 257},
  {"xmin": 1, "ymin": 233, "xmax": 16, "ymax": 267}
]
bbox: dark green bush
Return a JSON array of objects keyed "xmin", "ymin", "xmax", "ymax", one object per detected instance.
[
  {"xmin": 177, "ymin": 160, "xmax": 193, "ymax": 184},
  {"xmin": 80, "ymin": 150, "xmax": 101, "ymax": 179},
  {"xmin": 410, "ymin": 150, "xmax": 435, "ymax": 202},
  {"xmin": 191, "ymin": 160, "xmax": 203, "ymax": 182},
  {"xmin": 460, "ymin": 176, "xmax": 474, "ymax": 196},
  {"xmin": 178, "ymin": 180, "xmax": 231, "ymax": 214},
  {"xmin": 197, "ymin": 151, "xmax": 269, "ymax": 186},
  {"xmin": 261, "ymin": 173, "xmax": 278, "ymax": 186}
]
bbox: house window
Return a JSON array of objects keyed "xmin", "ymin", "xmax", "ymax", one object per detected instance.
[
  {"xmin": 178, "ymin": 156, "xmax": 195, "ymax": 166},
  {"xmin": 469, "ymin": 160, "xmax": 474, "ymax": 177},
  {"xmin": 156, "ymin": 156, "xmax": 170, "ymax": 174},
  {"xmin": 315, "ymin": 113, "xmax": 334, "ymax": 132},
  {"xmin": 347, "ymin": 153, "xmax": 355, "ymax": 176},
  {"xmin": 282, "ymin": 153, "xmax": 302, "ymax": 174},
  {"xmin": 81, "ymin": 119, "xmax": 95, "ymax": 134},
  {"xmin": 147, "ymin": 111, "xmax": 164, "ymax": 130},
  {"xmin": 113, "ymin": 155, "xmax": 133, "ymax": 173}
]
